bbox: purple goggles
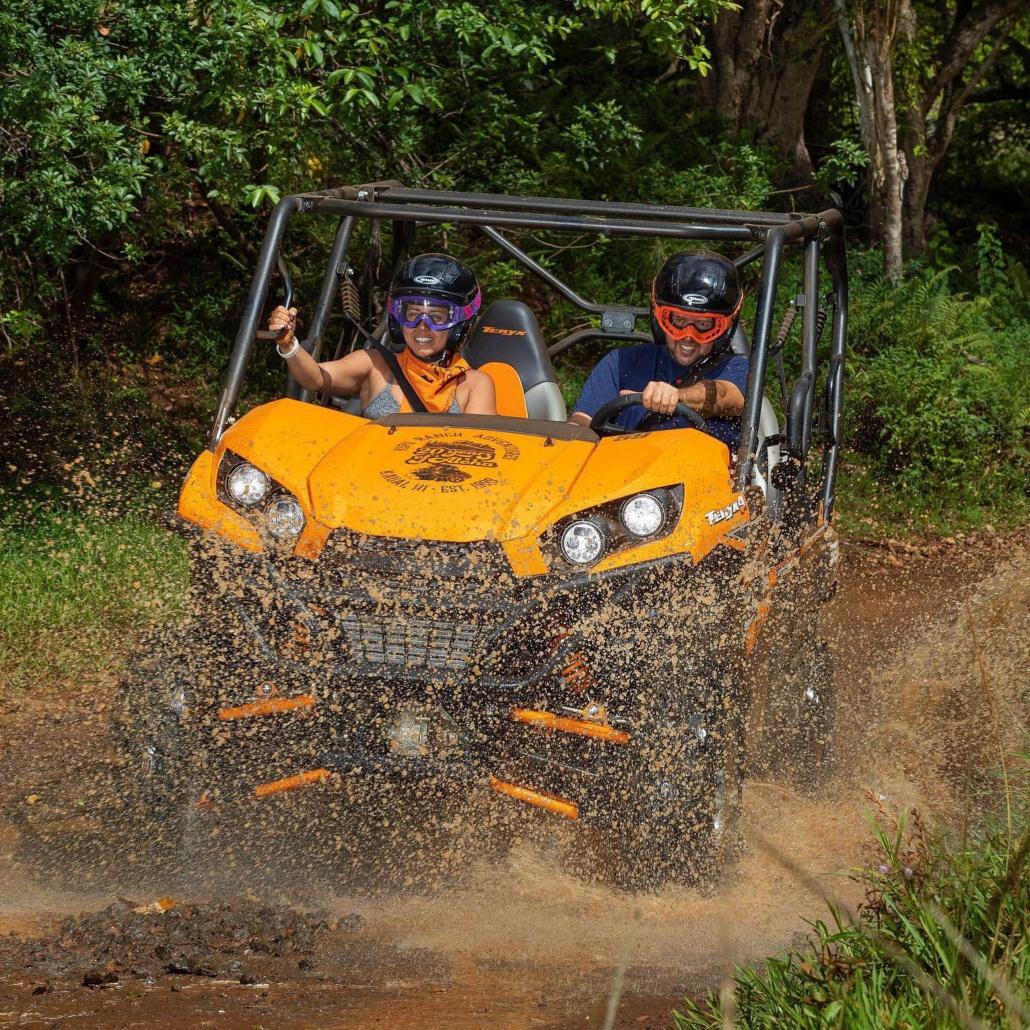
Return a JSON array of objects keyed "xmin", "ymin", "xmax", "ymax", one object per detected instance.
[{"xmin": 388, "ymin": 291, "xmax": 481, "ymax": 331}]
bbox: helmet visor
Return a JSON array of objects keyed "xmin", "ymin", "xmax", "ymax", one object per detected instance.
[
  {"xmin": 652, "ymin": 289, "xmax": 741, "ymax": 345},
  {"xmin": 388, "ymin": 291, "xmax": 481, "ymax": 331}
]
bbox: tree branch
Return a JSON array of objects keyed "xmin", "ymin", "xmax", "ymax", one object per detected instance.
[
  {"xmin": 968, "ymin": 82, "xmax": 1030, "ymax": 101},
  {"xmin": 205, "ymin": 194, "xmax": 258, "ymax": 264},
  {"xmin": 928, "ymin": 0, "xmax": 1027, "ymax": 103}
]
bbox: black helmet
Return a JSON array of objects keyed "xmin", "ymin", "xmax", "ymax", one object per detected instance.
[
  {"xmin": 650, "ymin": 251, "xmax": 742, "ymax": 349},
  {"xmin": 386, "ymin": 253, "xmax": 482, "ymax": 350}
]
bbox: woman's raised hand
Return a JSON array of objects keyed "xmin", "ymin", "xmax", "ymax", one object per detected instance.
[{"xmin": 268, "ymin": 305, "xmax": 298, "ymax": 348}]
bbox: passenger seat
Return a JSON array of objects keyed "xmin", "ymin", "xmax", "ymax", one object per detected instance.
[{"xmin": 464, "ymin": 301, "xmax": 567, "ymax": 420}]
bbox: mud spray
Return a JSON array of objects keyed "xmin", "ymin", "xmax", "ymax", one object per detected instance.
[{"xmin": 1, "ymin": 538, "xmax": 1027, "ymax": 1028}]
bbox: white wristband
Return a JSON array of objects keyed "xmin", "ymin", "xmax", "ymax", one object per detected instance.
[{"xmin": 276, "ymin": 339, "xmax": 300, "ymax": 360}]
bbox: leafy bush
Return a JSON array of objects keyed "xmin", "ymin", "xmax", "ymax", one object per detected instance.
[
  {"xmin": 844, "ymin": 264, "xmax": 1030, "ymax": 507},
  {"xmin": 676, "ymin": 806, "xmax": 1030, "ymax": 1028}
]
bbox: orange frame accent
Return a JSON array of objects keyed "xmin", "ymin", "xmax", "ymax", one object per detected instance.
[
  {"xmin": 477, "ymin": 361, "xmax": 528, "ymax": 418},
  {"xmin": 219, "ymin": 695, "xmax": 316, "ymax": 721},
  {"xmin": 510, "ymin": 707, "xmax": 629, "ymax": 744},
  {"xmin": 254, "ymin": 768, "xmax": 331, "ymax": 799},
  {"xmin": 489, "ymin": 775, "xmax": 579, "ymax": 819}
]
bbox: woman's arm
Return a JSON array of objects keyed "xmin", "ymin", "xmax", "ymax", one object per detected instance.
[
  {"xmin": 461, "ymin": 368, "xmax": 497, "ymax": 415},
  {"xmin": 269, "ymin": 305, "xmax": 373, "ymax": 395}
]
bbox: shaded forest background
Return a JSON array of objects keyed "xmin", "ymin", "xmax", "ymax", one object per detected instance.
[{"xmin": 1, "ymin": 0, "xmax": 1029, "ymax": 535}]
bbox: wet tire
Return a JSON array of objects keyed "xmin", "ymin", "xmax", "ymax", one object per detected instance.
[
  {"xmin": 110, "ymin": 627, "xmax": 195, "ymax": 862},
  {"xmin": 765, "ymin": 639, "xmax": 836, "ymax": 789},
  {"xmin": 604, "ymin": 716, "xmax": 742, "ymax": 891}
]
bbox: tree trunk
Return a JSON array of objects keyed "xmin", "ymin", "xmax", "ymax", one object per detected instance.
[
  {"xmin": 835, "ymin": 0, "xmax": 910, "ymax": 281},
  {"xmin": 708, "ymin": 0, "xmax": 834, "ymax": 182},
  {"xmin": 897, "ymin": 4, "xmax": 1021, "ymax": 257},
  {"xmin": 901, "ymin": 133, "xmax": 934, "ymax": 255}
]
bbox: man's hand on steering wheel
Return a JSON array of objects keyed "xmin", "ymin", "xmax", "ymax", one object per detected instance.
[
  {"xmin": 588, "ymin": 389, "xmax": 707, "ymax": 437},
  {"xmin": 637, "ymin": 382, "xmax": 683, "ymax": 417}
]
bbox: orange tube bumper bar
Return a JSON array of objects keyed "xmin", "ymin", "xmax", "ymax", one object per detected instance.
[
  {"xmin": 489, "ymin": 775, "xmax": 579, "ymax": 819},
  {"xmin": 254, "ymin": 768, "xmax": 331, "ymax": 799},
  {"xmin": 510, "ymin": 708, "xmax": 629, "ymax": 744},
  {"xmin": 218, "ymin": 695, "xmax": 315, "ymax": 721}
]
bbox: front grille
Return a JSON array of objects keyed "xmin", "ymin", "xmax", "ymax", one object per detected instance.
[
  {"xmin": 325, "ymin": 530, "xmax": 513, "ymax": 586},
  {"xmin": 338, "ymin": 612, "xmax": 482, "ymax": 669}
]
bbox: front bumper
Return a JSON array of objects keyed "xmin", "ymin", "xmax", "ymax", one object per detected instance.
[{"xmin": 182, "ymin": 531, "xmax": 748, "ymax": 822}]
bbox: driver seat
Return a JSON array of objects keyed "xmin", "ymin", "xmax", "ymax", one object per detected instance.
[{"xmin": 464, "ymin": 301, "xmax": 567, "ymax": 420}]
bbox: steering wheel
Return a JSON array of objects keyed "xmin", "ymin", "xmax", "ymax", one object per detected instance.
[{"xmin": 589, "ymin": 392, "xmax": 707, "ymax": 437}]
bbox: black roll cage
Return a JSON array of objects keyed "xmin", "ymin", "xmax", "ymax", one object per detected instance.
[{"xmin": 209, "ymin": 181, "xmax": 847, "ymax": 519}]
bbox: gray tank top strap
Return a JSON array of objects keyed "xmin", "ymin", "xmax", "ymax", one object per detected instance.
[
  {"xmin": 362, "ymin": 385, "xmax": 401, "ymax": 420},
  {"xmin": 361, "ymin": 375, "xmax": 464, "ymax": 420}
]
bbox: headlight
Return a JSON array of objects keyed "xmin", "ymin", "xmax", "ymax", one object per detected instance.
[
  {"xmin": 620, "ymin": 493, "xmax": 666, "ymax": 537},
  {"xmin": 560, "ymin": 519, "xmax": 606, "ymax": 565},
  {"xmin": 266, "ymin": 495, "xmax": 306, "ymax": 541},
  {"xmin": 546, "ymin": 485, "xmax": 683, "ymax": 568},
  {"xmin": 226, "ymin": 463, "xmax": 270, "ymax": 507}
]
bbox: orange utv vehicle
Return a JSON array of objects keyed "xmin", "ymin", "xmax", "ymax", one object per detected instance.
[{"xmin": 116, "ymin": 183, "xmax": 848, "ymax": 887}]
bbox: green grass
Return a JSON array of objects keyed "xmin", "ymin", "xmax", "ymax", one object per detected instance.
[
  {"xmin": 675, "ymin": 804, "xmax": 1030, "ymax": 1029},
  {"xmin": 0, "ymin": 515, "xmax": 187, "ymax": 690},
  {"xmin": 833, "ymin": 454, "xmax": 1030, "ymax": 540}
]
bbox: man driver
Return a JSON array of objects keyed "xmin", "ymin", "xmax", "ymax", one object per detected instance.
[{"xmin": 568, "ymin": 250, "xmax": 748, "ymax": 449}]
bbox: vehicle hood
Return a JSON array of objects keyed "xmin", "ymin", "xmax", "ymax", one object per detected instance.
[{"xmin": 308, "ymin": 419, "xmax": 597, "ymax": 541}]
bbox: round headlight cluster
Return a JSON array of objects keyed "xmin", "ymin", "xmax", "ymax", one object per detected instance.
[
  {"xmin": 559, "ymin": 519, "xmax": 606, "ymax": 565},
  {"xmin": 226, "ymin": 463, "xmax": 270, "ymax": 507},
  {"xmin": 266, "ymin": 495, "xmax": 306, "ymax": 541},
  {"xmin": 619, "ymin": 493, "xmax": 666, "ymax": 537}
]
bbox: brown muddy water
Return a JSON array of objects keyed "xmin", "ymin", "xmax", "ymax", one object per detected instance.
[{"xmin": 0, "ymin": 537, "xmax": 1027, "ymax": 1028}]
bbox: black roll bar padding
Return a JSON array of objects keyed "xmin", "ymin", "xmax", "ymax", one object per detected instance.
[
  {"xmin": 366, "ymin": 186, "xmax": 800, "ymax": 227},
  {"xmin": 309, "ymin": 179, "xmax": 405, "ymax": 202},
  {"xmin": 276, "ymin": 254, "xmax": 294, "ymax": 311},
  {"xmin": 305, "ymin": 197, "xmax": 762, "ymax": 242},
  {"xmin": 819, "ymin": 208, "xmax": 848, "ymax": 518},
  {"xmin": 786, "ymin": 372, "xmax": 814, "ymax": 459},
  {"xmin": 286, "ymin": 215, "xmax": 357, "ymax": 403},
  {"xmin": 733, "ymin": 244, "xmax": 766, "ymax": 270},
  {"xmin": 734, "ymin": 214, "xmax": 822, "ymax": 491},
  {"xmin": 209, "ymin": 194, "xmax": 304, "ymax": 450},
  {"xmin": 798, "ymin": 235, "xmax": 822, "ymax": 460},
  {"xmin": 820, "ymin": 351, "xmax": 843, "ymax": 445},
  {"xmin": 548, "ymin": 328, "xmax": 655, "ymax": 360},
  {"xmin": 479, "ymin": 226, "xmax": 648, "ymax": 319},
  {"xmin": 392, "ymin": 218, "xmax": 415, "ymax": 272}
]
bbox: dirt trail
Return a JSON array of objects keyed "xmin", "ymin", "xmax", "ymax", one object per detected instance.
[{"xmin": 0, "ymin": 537, "xmax": 1027, "ymax": 1028}]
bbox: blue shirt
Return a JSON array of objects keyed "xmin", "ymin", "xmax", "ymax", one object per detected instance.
[{"xmin": 574, "ymin": 344, "xmax": 750, "ymax": 448}]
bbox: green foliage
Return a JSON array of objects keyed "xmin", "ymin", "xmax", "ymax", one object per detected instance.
[
  {"xmin": 563, "ymin": 101, "xmax": 643, "ymax": 172},
  {"xmin": 844, "ymin": 265, "xmax": 1030, "ymax": 507},
  {"xmin": 641, "ymin": 139, "xmax": 774, "ymax": 210},
  {"xmin": 578, "ymin": 0, "xmax": 735, "ymax": 74},
  {"xmin": 812, "ymin": 137, "xmax": 869, "ymax": 192},
  {"xmin": 675, "ymin": 807, "xmax": 1030, "ymax": 1029},
  {"xmin": 0, "ymin": 1, "xmax": 577, "ymax": 297}
]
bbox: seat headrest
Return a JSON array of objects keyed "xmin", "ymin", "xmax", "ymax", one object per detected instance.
[
  {"xmin": 464, "ymin": 301, "xmax": 556, "ymax": 391},
  {"xmin": 730, "ymin": 324, "xmax": 750, "ymax": 356}
]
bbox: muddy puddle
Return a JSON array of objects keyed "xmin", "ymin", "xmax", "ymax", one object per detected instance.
[{"xmin": 1, "ymin": 537, "xmax": 1027, "ymax": 1028}]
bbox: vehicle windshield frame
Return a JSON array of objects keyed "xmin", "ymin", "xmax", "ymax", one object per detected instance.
[{"xmin": 210, "ymin": 183, "xmax": 847, "ymax": 517}]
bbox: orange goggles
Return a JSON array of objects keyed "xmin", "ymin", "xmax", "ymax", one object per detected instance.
[{"xmin": 652, "ymin": 290, "xmax": 742, "ymax": 345}]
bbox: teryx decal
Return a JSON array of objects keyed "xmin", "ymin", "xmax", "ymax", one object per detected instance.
[{"xmin": 704, "ymin": 495, "xmax": 747, "ymax": 526}]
